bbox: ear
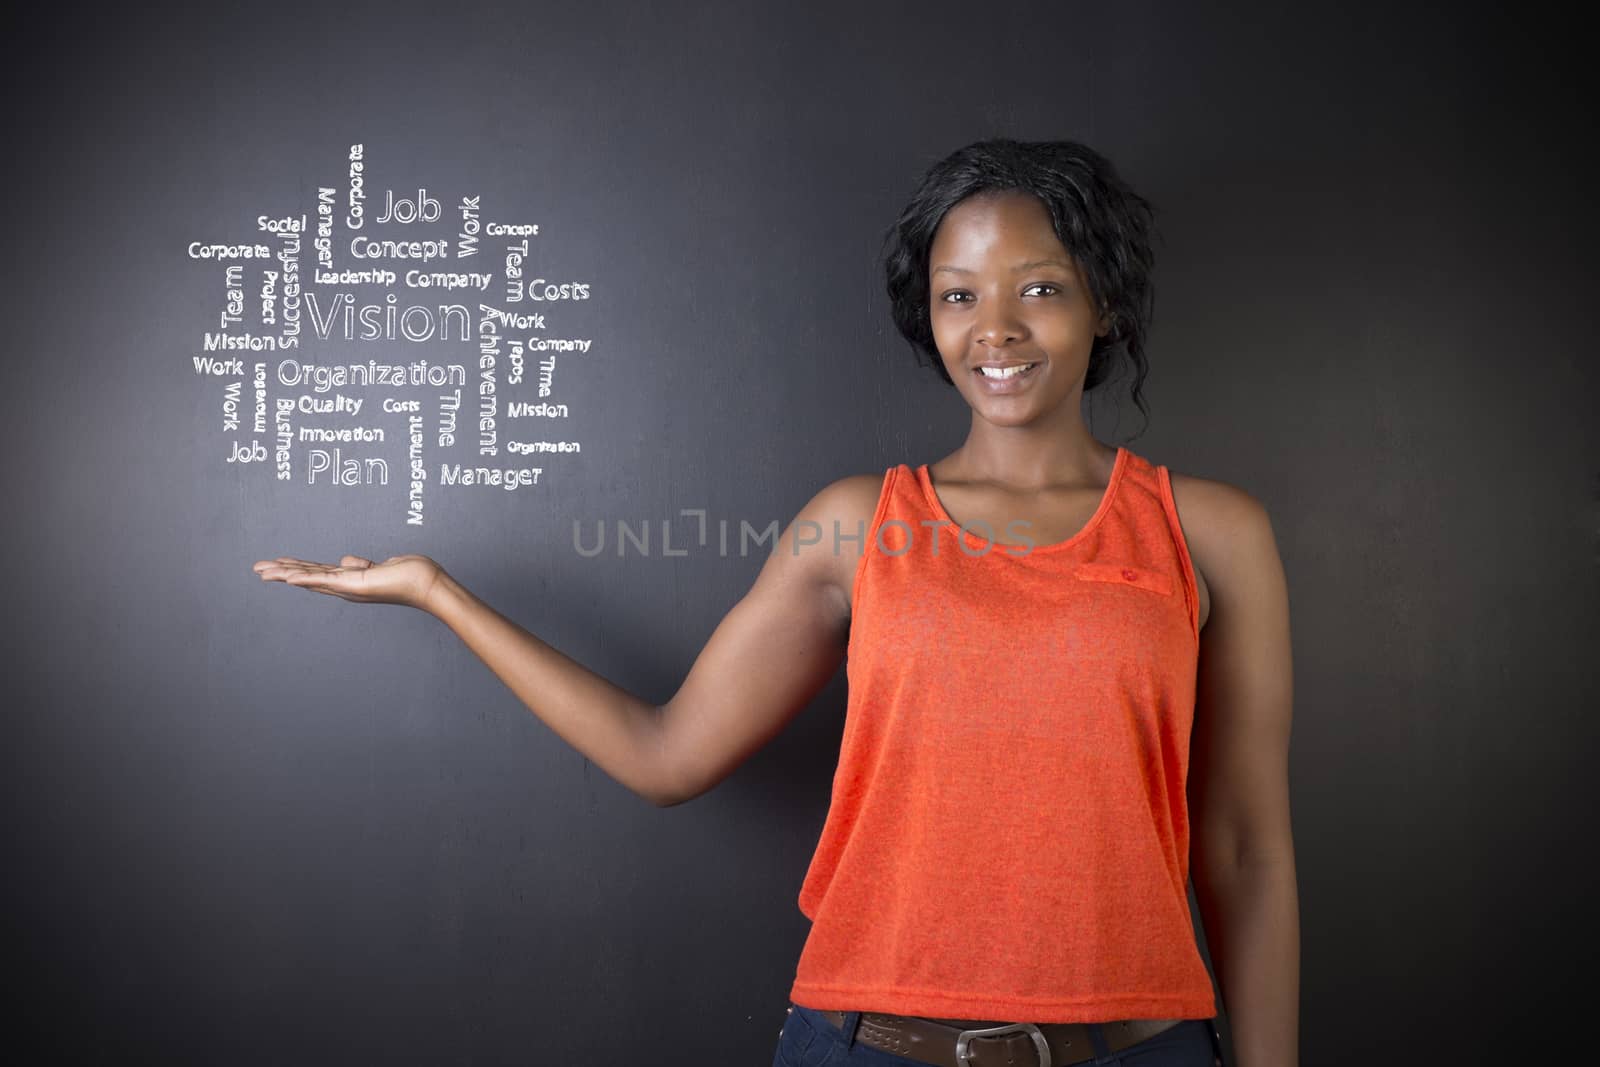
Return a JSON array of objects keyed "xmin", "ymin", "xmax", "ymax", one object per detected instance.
[{"xmin": 1096, "ymin": 309, "xmax": 1113, "ymax": 338}]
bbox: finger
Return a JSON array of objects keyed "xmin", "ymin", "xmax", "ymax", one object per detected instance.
[
  {"xmin": 285, "ymin": 569, "xmax": 368, "ymax": 599},
  {"xmin": 257, "ymin": 561, "xmax": 335, "ymax": 581},
  {"xmin": 285, "ymin": 567, "xmax": 358, "ymax": 586},
  {"xmin": 286, "ymin": 561, "xmax": 345, "ymax": 574},
  {"xmin": 270, "ymin": 556, "xmax": 337, "ymax": 569}
]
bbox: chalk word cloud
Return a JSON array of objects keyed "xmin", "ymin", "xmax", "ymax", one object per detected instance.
[{"xmin": 188, "ymin": 144, "xmax": 589, "ymax": 525}]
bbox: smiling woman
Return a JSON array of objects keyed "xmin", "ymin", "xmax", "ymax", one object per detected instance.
[
  {"xmin": 884, "ymin": 139, "xmax": 1156, "ymax": 415},
  {"xmin": 929, "ymin": 191, "xmax": 1110, "ymax": 418},
  {"xmin": 254, "ymin": 136, "xmax": 1296, "ymax": 1067}
]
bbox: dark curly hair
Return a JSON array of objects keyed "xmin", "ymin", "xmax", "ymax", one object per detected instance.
[{"xmin": 882, "ymin": 138, "xmax": 1159, "ymax": 427}]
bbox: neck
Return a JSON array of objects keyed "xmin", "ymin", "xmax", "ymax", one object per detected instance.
[{"xmin": 947, "ymin": 420, "xmax": 1113, "ymax": 489}]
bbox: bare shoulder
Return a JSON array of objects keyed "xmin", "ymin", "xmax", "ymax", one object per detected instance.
[
  {"xmin": 1166, "ymin": 470, "xmax": 1275, "ymax": 543},
  {"xmin": 1166, "ymin": 470, "xmax": 1283, "ymax": 630},
  {"xmin": 790, "ymin": 470, "xmax": 890, "ymax": 606},
  {"xmin": 806, "ymin": 470, "xmax": 896, "ymax": 598},
  {"xmin": 811, "ymin": 470, "xmax": 889, "ymax": 509}
]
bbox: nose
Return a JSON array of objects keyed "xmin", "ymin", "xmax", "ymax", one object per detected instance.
[{"xmin": 973, "ymin": 296, "xmax": 1026, "ymax": 347}]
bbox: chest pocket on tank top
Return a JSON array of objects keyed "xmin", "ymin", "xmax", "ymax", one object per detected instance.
[{"xmin": 1072, "ymin": 560, "xmax": 1175, "ymax": 597}]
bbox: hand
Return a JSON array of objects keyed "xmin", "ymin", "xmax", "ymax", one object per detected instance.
[{"xmin": 252, "ymin": 554, "xmax": 444, "ymax": 612}]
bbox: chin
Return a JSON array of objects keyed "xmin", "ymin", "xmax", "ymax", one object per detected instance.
[{"xmin": 976, "ymin": 409, "xmax": 1040, "ymax": 427}]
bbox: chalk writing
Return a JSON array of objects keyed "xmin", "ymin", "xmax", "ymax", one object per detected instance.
[{"xmin": 187, "ymin": 144, "xmax": 594, "ymax": 524}]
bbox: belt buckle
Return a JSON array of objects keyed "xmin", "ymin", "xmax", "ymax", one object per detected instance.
[{"xmin": 954, "ymin": 1021, "xmax": 1052, "ymax": 1067}]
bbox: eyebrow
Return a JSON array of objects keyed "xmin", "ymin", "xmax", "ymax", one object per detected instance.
[{"xmin": 932, "ymin": 258, "xmax": 1073, "ymax": 276}]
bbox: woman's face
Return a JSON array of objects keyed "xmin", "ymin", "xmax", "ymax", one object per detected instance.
[{"xmin": 928, "ymin": 191, "xmax": 1108, "ymax": 427}]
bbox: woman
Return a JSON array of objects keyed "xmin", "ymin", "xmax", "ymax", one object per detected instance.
[{"xmin": 254, "ymin": 138, "xmax": 1299, "ymax": 1067}]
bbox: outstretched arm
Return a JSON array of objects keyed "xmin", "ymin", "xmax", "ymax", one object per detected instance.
[{"xmin": 252, "ymin": 474, "xmax": 869, "ymax": 808}]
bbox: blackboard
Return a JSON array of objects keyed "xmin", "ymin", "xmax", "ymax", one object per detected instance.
[{"xmin": 7, "ymin": 2, "xmax": 1594, "ymax": 1064}]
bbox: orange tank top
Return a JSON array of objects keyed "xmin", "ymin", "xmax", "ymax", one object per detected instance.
[{"xmin": 788, "ymin": 445, "xmax": 1216, "ymax": 1023}]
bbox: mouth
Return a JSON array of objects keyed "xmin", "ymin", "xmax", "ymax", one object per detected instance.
[
  {"xmin": 972, "ymin": 362, "xmax": 1041, "ymax": 388},
  {"xmin": 975, "ymin": 362, "xmax": 1038, "ymax": 379}
]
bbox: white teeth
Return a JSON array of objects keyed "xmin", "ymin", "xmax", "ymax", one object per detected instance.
[{"xmin": 979, "ymin": 364, "xmax": 1035, "ymax": 379}]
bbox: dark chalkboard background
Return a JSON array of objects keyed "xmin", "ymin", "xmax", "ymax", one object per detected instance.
[{"xmin": 6, "ymin": 2, "xmax": 1594, "ymax": 1064}]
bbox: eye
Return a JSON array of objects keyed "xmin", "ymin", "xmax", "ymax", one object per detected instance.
[
  {"xmin": 939, "ymin": 291, "xmax": 973, "ymax": 304},
  {"xmin": 1024, "ymin": 283, "xmax": 1060, "ymax": 297}
]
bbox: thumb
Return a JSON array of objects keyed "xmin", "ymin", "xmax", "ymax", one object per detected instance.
[{"xmin": 340, "ymin": 555, "xmax": 375, "ymax": 569}]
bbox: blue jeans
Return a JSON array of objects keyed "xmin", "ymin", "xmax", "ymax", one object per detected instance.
[{"xmin": 773, "ymin": 1001, "xmax": 1224, "ymax": 1066}]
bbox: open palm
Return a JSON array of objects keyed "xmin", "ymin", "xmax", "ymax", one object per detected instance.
[{"xmin": 252, "ymin": 553, "xmax": 442, "ymax": 611}]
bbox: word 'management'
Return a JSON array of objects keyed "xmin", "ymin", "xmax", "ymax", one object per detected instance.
[{"xmin": 188, "ymin": 144, "xmax": 589, "ymax": 526}]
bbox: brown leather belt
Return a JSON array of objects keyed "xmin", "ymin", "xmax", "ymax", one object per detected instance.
[{"xmin": 813, "ymin": 1008, "xmax": 1182, "ymax": 1067}]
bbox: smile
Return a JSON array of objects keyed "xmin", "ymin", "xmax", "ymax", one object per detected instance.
[{"xmin": 976, "ymin": 363, "xmax": 1038, "ymax": 380}]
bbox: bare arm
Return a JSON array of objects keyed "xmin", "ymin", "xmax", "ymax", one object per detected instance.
[
  {"xmin": 654, "ymin": 475, "xmax": 872, "ymax": 805},
  {"xmin": 252, "ymin": 473, "xmax": 871, "ymax": 809},
  {"xmin": 1172, "ymin": 475, "xmax": 1300, "ymax": 1067}
]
